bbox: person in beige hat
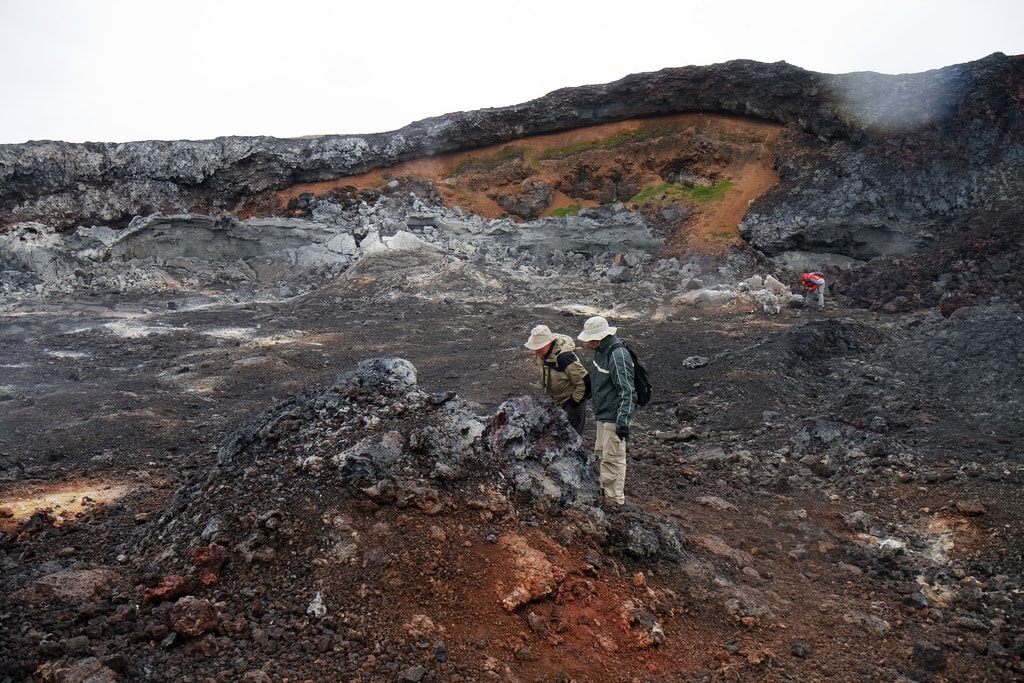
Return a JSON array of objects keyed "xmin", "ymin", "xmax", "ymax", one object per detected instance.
[
  {"xmin": 577, "ymin": 315, "xmax": 637, "ymax": 506},
  {"xmin": 524, "ymin": 324, "xmax": 590, "ymax": 435}
]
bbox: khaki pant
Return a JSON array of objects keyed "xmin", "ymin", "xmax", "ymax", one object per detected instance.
[{"xmin": 595, "ymin": 421, "xmax": 627, "ymax": 505}]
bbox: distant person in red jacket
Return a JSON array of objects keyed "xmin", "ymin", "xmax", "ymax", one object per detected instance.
[{"xmin": 802, "ymin": 272, "xmax": 827, "ymax": 309}]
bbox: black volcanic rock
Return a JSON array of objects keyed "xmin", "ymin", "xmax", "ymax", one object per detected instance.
[{"xmin": 740, "ymin": 54, "xmax": 1024, "ymax": 258}]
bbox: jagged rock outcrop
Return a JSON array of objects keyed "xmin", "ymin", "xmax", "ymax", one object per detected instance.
[
  {"xmin": 2, "ymin": 54, "xmax": 1021, "ymax": 266},
  {"xmin": 0, "ymin": 190, "xmax": 668, "ymax": 299},
  {"xmin": 741, "ymin": 54, "xmax": 1024, "ymax": 259},
  {"xmin": 0, "ymin": 58, "xmax": 825, "ymax": 233}
]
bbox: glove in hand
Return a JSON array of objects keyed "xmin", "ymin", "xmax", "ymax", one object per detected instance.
[{"xmin": 615, "ymin": 425, "xmax": 630, "ymax": 441}]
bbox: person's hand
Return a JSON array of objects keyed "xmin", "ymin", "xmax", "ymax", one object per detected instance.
[{"xmin": 615, "ymin": 425, "xmax": 629, "ymax": 441}]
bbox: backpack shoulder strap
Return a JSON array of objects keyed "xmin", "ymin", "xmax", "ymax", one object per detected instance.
[
  {"xmin": 544, "ymin": 349, "xmax": 579, "ymax": 373},
  {"xmin": 609, "ymin": 341, "xmax": 632, "ymax": 358}
]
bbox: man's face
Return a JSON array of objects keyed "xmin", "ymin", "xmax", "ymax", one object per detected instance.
[
  {"xmin": 533, "ymin": 342, "xmax": 553, "ymax": 357},
  {"xmin": 585, "ymin": 339, "xmax": 600, "ymax": 350}
]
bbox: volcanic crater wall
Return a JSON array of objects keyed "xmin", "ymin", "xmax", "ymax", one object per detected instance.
[{"xmin": 2, "ymin": 54, "xmax": 1022, "ymax": 264}]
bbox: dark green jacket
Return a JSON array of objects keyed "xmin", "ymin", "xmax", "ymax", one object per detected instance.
[{"xmin": 589, "ymin": 334, "xmax": 637, "ymax": 428}]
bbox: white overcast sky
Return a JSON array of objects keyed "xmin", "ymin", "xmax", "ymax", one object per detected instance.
[{"xmin": 1, "ymin": 0, "xmax": 1022, "ymax": 144}]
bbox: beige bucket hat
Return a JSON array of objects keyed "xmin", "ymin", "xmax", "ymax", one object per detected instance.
[
  {"xmin": 524, "ymin": 324, "xmax": 556, "ymax": 350},
  {"xmin": 577, "ymin": 316, "xmax": 616, "ymax": 342}
]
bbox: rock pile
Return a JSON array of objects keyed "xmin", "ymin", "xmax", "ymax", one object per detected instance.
[
  {"xmin": 66, "ymin": 358, "xmax": 672, "ymax": 680},
  {"xmin": 145, "ymin": 357, "xmax": 603, "ymax": 563}
]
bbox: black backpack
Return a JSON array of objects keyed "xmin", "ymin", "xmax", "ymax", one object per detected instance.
[{"xmin": 610, "ymin": 342, "xmax": 652, "ymax": 407}]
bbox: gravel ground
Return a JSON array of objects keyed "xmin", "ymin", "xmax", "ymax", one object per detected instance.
[{"xmin": 2, "ymin": 249, "xmax": 1022, "ymax": 682}]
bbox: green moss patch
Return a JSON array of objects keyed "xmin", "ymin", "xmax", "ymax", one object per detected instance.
[{"xmin": 629, "ymin": 180, "xmax": 733, "ymax": 205}]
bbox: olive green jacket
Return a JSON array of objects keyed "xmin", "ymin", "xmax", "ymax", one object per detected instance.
[{"xmin": 536, "ymin": 334, "xmax": 589, "ymax": 406}]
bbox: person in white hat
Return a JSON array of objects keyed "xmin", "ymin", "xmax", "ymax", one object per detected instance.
[
  {"xmin": 524, "ymin": 324, "xmax": 590, "ymax": 435},
  {"xmin": 577, "ymin": 315, "xmax": 637, "ymax": 506}
]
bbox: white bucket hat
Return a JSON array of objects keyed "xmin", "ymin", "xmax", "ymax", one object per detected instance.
[
  {"xmin": 524, "ymin": 324, "xmax": 556, "ymax": 350},
  {"xmin": 577, "ymin": 316, "xmax": 616, "ymax": 342}
]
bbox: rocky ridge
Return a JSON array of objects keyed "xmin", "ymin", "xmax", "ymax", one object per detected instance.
[{"xmin": 2, "ymin": 54, "xmax": 1023, "ymax": 264}]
